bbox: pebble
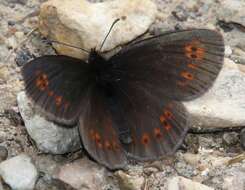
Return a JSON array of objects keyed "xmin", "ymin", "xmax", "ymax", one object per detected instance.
[
  {"xmin": 54, "ymin": 158, "xmax": 112, "ymax": 190},
  {"xmin": 0, "ymin": 146, "xmax": 8, "ymax": 162},
  {"xmin": 222, "ymin": 132, "xmax": 239, "ymax": 146},
  {"xmin": 17, "ymin": 92, "xmax": 81, "ymax": 154},
  {"xmin": 167, "ymin": 176, "xmax": 214, "ymax": 190},
  {"xmin": 116, "ymin": 170, "xmax": 144, "ymax": 190},
  {"xmin": 0, "ymin": 154, "xmax": 38, "ymax": 190}
]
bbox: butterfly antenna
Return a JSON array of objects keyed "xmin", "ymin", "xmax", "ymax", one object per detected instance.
[
  {"xmin": 99, "ymin": 18, "xmax": 120, "ymax": 51},
  {"xmin": 50, "ymin": 40, "xmax": 90, "ymax": 54}
]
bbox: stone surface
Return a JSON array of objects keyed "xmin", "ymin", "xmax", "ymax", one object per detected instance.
[
  {"xmin": 167, "ymin": 176, "xmax": 214, "ymax": 190},
  {"xmin": 39, "ymin": 0, "xmax": 157, "ymax": 59},
  {"xmin": 222, "ymin": 168, "xmax": 245, "ymax": 190},
  {"xmin": 222, "ymin": 132, "xmax": 239, "ymax": 146},
  {"xmin": 116, "ymin": 170, "xmax": 144, "ymax": 190},
  {"xmin": 0, "ymin": 146, "xmax": 8, "ymax": 162},
  {"xmin": 0, "ymin": 0, "xmax": 245, "ymax": 190},
  {"xmin": 185, "ymin": 58, "xmax": 245, "ymax": 128},
  {"xmin": 240, "ymin": 128, "xmax": 245, "ymax": 150},
  {"xmin": 17, "ymin": 91, "xmax": 81, "ymax": 154},
  {"xmin": 54, "ymin": 157, "xmax": 113, "ymax": 190},
  {"xmin": 0, "ymin": 154, "xmax": 38, "ymax": 190}
]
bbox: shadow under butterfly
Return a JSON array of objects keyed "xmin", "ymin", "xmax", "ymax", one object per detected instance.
[{"xmin": 21, "ymin": 19, "xmax": 224, "ymax": 169}]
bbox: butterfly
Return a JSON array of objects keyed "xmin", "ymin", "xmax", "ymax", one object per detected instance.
[{"xmin": 22, "ymin": 28, "xmax": 224, "ymax": 169}]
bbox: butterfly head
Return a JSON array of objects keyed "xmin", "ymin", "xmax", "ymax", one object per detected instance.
[{"xmin": 88, "ymin": 48, "xmax": 105, "ymax": 65}]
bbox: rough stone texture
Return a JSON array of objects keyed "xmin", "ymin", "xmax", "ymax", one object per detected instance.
[
  {"xmin": 0, "ymin": 0, "xmax": 245, "ymax": 190},
  {"xmin": 54, "ymin": 157, "xmax": 114, "ymax": 190},
  {"xmin": 185, "ymin": 58, "xmax": 245, "ymax": 128},
  {"xmin": 39, "ymin": 0, "xmax": 157, "ymax": 59},
  {"xmin": 17, "ymin": 91, "xmax": 81, "ymax": 154},
  {"xmin": 222, "ymin": 168, "xmax": 245, "ymax": 190},
  {"xmin": 167, "ymin": 176, "xmax": 214, "ymax": 190},
  {"xmin": 116, "ymin": 170, "xmax": 144, "ymax": 190},
  {"xmin": 0, "ymin": 154, "xmax": 38, "ymax": 190}
]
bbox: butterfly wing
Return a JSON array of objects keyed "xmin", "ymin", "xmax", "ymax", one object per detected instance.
[
  {"xmin": 106, "ymin": 29, "xmax": 224, "ymax": 160},
  {"xmin": 110, "ymin": 81, "xmax": 188, "ymax": 160},
  {"xmin": 110, "ymin": 29, "xmax": 224, "ymax": 101},
  {"xmin": 22, "ymin": 55, "xmax": 91, "ymax": 125},
  {"xmin": 79, "ymin": 87, "xmax": 127, "ymax": 169}
]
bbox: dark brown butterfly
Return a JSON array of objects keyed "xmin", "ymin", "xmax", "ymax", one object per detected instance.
[{"xmin": 22, "ymin": 29, "xmax": 224, "ymax": 169}]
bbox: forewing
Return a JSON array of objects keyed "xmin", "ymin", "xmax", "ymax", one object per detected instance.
[
  {"xmin": 109, "ymin": 29, "xmax": 224, "ymax": 101},
  {"xmin": 111, "ymin": 81, "xmax": 188, "ymax": 160},
  {"xmin": 79, "ymin": 87, "xmax": 127, "ymax": 169},
  {"xmin": 22, "ymin": 55, "xmax": 90, "ymax": 125}
]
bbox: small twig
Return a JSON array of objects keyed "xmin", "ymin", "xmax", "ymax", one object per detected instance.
[
  {"xmin": 3, "ymin": 27, "xmax": 38, "ymax": 63},
  {"xmin": 226, "ymin": 153, "xmax": 245, "ymax": 166}
]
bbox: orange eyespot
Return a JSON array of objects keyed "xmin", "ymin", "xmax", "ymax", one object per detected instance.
[
  {"xmin": 164, "ymin": 110, "xmax": 173, "ymax": 119},
  {"xmin": 160, "ymin": 115, "xmax": 166, "ymax": 123},
  {"xmin": 95, "ymin": 133, "xmax": 101, "ymax": 142},
  {"xmin": 165, "ymin": 124, "xmax": 172, "ymax": 131},
  {"xmin": 141, "ymin": 133, "xmax": 150, "ymax": 145},
  {"xmin": 105, "ymin": 140, "xmax": 112, "ymax": 150},
  {"xmin": 188, "ymin": 63, "xmax": 198, "ymax": 69},
  {"xmin": 154, "ymin": 128, "xmax": 162, "ymax": 139},
  {"xmin": 181, "ymin": 71, "xmax": 194, "ymax": 80},
  {"xmin": 184, "ymin": 40, "xmax": 205, "ymax": 60},
  {"xmin": 48, "ymin": 91, "xmax": 54, "ymax": 97},
  {"xmin": 36, "ymin": 74, "xmax": 49, "ymax": 91},
  {"xmin": 55, "ymin": 96, "xmax": 62, "ymax": 106}
]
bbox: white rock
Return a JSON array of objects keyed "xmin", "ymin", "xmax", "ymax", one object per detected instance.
[
  {"xmin": 54, "ymin": 157, "xmax": 109, "ymax": 190},
  {"xmin": 223, "ymin": 170, "xmax": 245, "ymax": 190},
  {"xmin": 167, "ymin": 176, "xmax": 214, "ymax": 190},
  {"xmin": 17, "ymin": 91, "xmax": 80, "ymax": 154},
  {"xmin": 0, "ymin": 154, "xmax": 38, "ymax": 190},
  {"xmin": 185, "ymin": 58, "xmax": 245, "ymax": 128},
  {"xmin": 39, "ymin": 0, "xmax": 157, "ymax": 59}
]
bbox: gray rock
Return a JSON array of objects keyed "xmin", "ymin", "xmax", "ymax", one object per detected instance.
[
  {"xmin": 39, "ymin": 0, "xmax": 157, "ymax": 59},
  {"xmin": 240, "ymin": 128, "xmax": 245, "ymax": 150},
  {"xmin": 54, "ymin": 157, "xmax": 114, "ymax": 190},
  {"xmin": 17, "ymin": 91, "xmax": 81, "ymax": 154},
  {"xmin": 0, "ymin": 146, "xmax": 8, "ymax": 162},
  {"xmin": 223, "ymin": 168, "xmax": 245, "ymax": 190},
  {"xmin": 0, "ymin": 154, "xmax": 38, "ymax": 190},
  {"xmin": 167, "ymin": 176, "xmax": 214, "ymax": 190},
  {"xmin": 185, "ymin": 58, "xmax": 245, "ymax": 129},
  {"xmin": 222, "ymin": 132, "xmax": 239, "ymax": 146}
]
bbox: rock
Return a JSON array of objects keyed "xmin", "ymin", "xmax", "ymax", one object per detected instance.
[
  {"xmin": 240, "ymin": 128, "xmax": 245, "ymax": 150},
  {"xmin": 35, "ymin": 178, "xmax": 77, "ymax": 190},
  {"xmin": 184, "ymin": 58, "xmax": 245, "ymax": 129},
  {"xmin": 167, "ymin": 176, "xmax": 214, "ymax": 190},
  {"xmin": 0, "ymin": 146, "xmax": 8, "ymax": 162},
  {"xmin": 0, "ymin": 154, "xmax": 38, "ymax": 190},
  {"xmin": 54, "ymin": 157, "xmax": 112, "ymax": 190},
  {"xmin": 174, "ymin": 160, "xmax": 197, "ymax": 178},
  {"xmin": 222, "ymin": 132, "xmax": 239, "ymax": 146},
  {"xmin": 225, "ymin": 45, "xmax": 232, "ymax": 56},
  {"xmin": 39, "ymin": 0, "xmax": 157, "ymax": 59},
  {"xmin": 223, "ymin": 169, "xmax": 245, "ymax": 190},
  {"xmin": 17, "ymin": 91, "xmax": 81, "ymax": 154},
  {"xmin": 116, "ymin": 170, "xmax": 144, "ymax": 190},
  {"xmin": 183, "ymin": 153, "xmax": 201, "ymax": 167}
]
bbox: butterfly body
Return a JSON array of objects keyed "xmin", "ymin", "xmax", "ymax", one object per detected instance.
[{"xmin": 22, "ymin": 29, "xmax": 224, "ymax": 169}]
